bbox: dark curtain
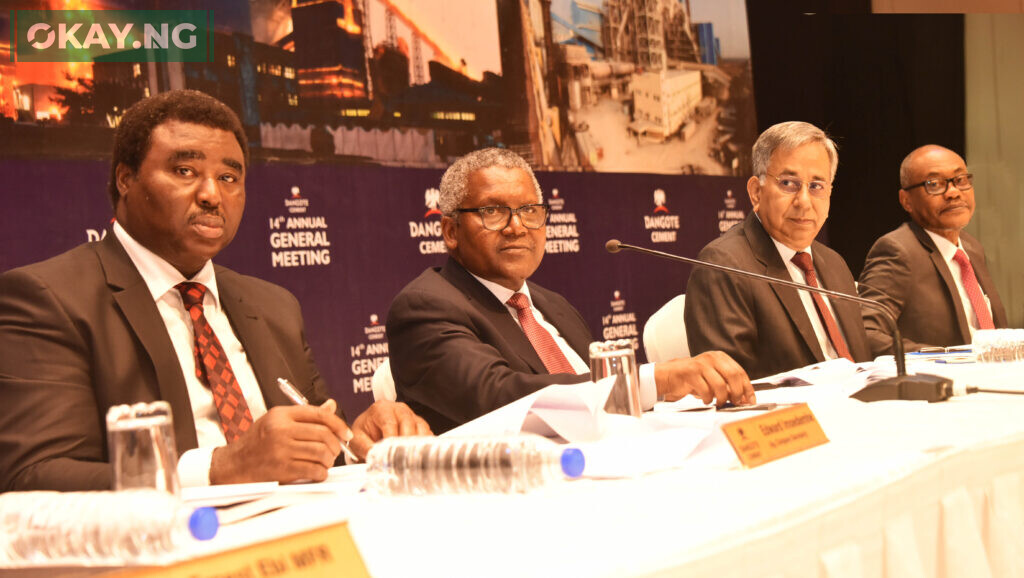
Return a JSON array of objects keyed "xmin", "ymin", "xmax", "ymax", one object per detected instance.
[{"xmin": 746, "ymin": 4, "xmax": 965, "ymax": 276}]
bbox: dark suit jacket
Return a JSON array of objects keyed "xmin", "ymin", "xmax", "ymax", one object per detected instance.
[
  {"xmin": 386, "ymin": 258, "xmax": 593, "ymax": 433},
  {"xmin": 0, "ymin": 234, "xmax": 334, "ymax": 492},
  {"xmin": 684, "ymin": 213, "xmax": 872, "ymax": 380},
  {"xmin": 858, "ymin": 221, "xmax": 1007, "ymax": 356}
]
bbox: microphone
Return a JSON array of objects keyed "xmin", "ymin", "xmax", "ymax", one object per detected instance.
[{"xmin": 605, "ymin": 239, "xmax": 953, "ymax": 402}]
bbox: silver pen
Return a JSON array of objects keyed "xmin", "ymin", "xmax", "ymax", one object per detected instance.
[{"xmin": 277, "ymin": 377, "xmax": 359, "ymax": 463}]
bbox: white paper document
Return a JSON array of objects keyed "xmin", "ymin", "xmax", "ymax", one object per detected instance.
[
  {"xmin": 753, "ymin": 358, "xmax": 878, "ymax": 403},
  {"xmin": 571, "ymin": 412, "xmax": 716, "ymax": 478},
  {"xmin": 182, "ymin": 463, "xmax": 366, "ymax": 512},
  {"xmin": 444, "ymin": 376, "xmax": 616, "ymax": 442}
]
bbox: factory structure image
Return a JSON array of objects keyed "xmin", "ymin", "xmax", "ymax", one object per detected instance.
[{"xmin": 0, "ymin": 0, "xmax": 755, "ymax": 173}]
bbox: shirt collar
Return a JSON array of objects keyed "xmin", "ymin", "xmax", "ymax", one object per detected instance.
[
  {"xmin": 923, "ymin": 228, "xmax": 963, "ymax": 264},
  {"xmin": 755, "ymin": 212, "xmax": 813, "ymax": 262},
  {"xmin": 768, "ymin": 235, "xmax": 812, "ymax": 264},
  {"xmin": 113, "ymin": 221, "xmax": 220, "ymax": 308},
  {"xmin": 470, "ymin": 272, "xmax": 530, "ymax": 307}
]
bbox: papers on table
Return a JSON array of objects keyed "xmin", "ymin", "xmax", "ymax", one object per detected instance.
[
  {"xmin": 655, "ymin": 359, "xmax": 878, "ymax": 411},
  {"xmin": 181, "ymin": 464, "xmax": 367, "ymax": 525},
  {"xmin": 182, "ymin": 482, "xmax": 279, "ymax": 508},
  {"xmin": 570, "ymin": 412, "xmax": 716, "ymax": 478},
  {"xmin": 444, "ymin": 376, "xmax": 616, "ymax": 442}
]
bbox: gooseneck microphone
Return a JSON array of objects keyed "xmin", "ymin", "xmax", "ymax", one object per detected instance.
[{"xmin": 605, "ymin": 239, "xmax": 953, "ymax": 402}]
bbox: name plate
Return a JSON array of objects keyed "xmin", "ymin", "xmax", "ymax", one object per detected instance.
[
  {"xmin": 112, "ymin": 521, "xmax": 369, "ymax": 578},
  {"xmin": 721, "ymin": 403, "xmax": 828, "ymax": 468}
]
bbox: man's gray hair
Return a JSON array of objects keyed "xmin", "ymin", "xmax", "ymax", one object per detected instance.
[
  {"xmin": 438, "ymin": 148, "xmax": 543, "ymax": 215},
  {"xmin": 751, "ymin": 121, "xmax": 839, "ymax": 182}
]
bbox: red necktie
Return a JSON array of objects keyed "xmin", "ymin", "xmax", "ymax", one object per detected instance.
[
  {"xmin": 176, "ymin": 282, "xmax": 254, "ymax": 442},
  {"xmin": 790, "ymin": 252, "xmax": 854, "ymax": 362},
  {"xmin": 952, "ymin": 249, "xmax": 995, "ymax": 330},
  {"xmin": 507, "ymin": 293, "xmax": 576, "ymax": 374}
]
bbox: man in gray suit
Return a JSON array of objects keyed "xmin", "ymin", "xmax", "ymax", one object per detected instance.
[
  {"xmin": 685, "ymin": 122, "xmax": 872, "ymax": 380},
  {"xmin": 858, "ymin": 145, "xmax": 1007, "ymax": 355},
  {"xmin": 387, "ymin": 148, "xmax": 754, "ymax": 434},
  {"xmin": 0, "ymin": 90, "xmax": 427, "ymax": 492}
]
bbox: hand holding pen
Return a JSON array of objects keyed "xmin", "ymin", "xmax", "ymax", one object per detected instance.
[
  {"xmin": 277, "ymin": 378, "xmax": 360, "ymax": 463},
  {"xmin": 208, "ymin": 380, "xmax": 356, "ymax": 485}
]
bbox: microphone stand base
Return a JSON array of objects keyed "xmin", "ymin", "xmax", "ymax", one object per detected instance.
[{"xmin": 851, "ymin": 373, "xmax": 954, "ymax": 403}]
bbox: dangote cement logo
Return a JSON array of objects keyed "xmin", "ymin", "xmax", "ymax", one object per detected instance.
[
  {"xmin": 13, "ymin": 10, "xmax": 212, "ymax": 63},
  {"xmin": 423, "ymin": 188, "xmax": 442, "ymax": 218},
  {"xmin": 410, "ymin": 187, "xmax": 444, "ymax": 255},
  {"xmin": 644, "ymin": 188, "xmax": 679, "ymax": 243},
  {"xmin": 653, "ymin": 189, "xmax": 669, "ymax": 214},
  {"xmin": 284, "ymin": 186, "xmax": 308, "ymax": 214}
]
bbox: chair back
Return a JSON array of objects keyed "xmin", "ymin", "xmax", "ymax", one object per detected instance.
[{"xmin": 642, "ymin": 294, "xmax": 689, "ymax": 363}]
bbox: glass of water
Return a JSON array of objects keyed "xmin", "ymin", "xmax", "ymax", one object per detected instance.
[
  {"xmin": 106, "ymin": 401, "xmax": 180, "ymax": 495},
  {"xmin": 589, "ymin": 339, "xmax": 642, "ymax": 418}
]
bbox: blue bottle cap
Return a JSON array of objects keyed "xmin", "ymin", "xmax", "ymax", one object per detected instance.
[
  {"xmin": 560, "ymin": 448, "xmax": 585, "ymax": 478},
  {"xmin": 188, "ymin": 507, "xmax": 219, "ymax": 541}
]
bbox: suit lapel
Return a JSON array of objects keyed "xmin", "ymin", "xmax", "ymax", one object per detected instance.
[
  {"xmin": 744, "ymin": 217, "xmax": 825, "ymax": 362},
  {"xmin": 216, "ymin": 269, "xmax": 291, "ymax": 409},
  {"xmin": 530, "ymin": 285, "xmax": 591, "ymax": 362},
  {"xmin": 96, "ymin": 235, "xmax": 199, "ymax": 452},
  {"xmin": 441, "ymin": 259, "xmax": 549, "ymax": 374},
  {"xmin": 910, "ymin": 222, "xmax": 972, "ymax": 342}
]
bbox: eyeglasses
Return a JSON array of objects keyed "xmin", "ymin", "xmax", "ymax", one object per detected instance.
[
  {"xmin": 764, "ymin": 172, "xmax": 831, "ymax": 198},
  {"xmin": 453, "ymin": 203, "xmax": 549, "ymax": 231},
  {"xmin": 903, "ymin": 173, "xmax": 973, "ymax": 195}
]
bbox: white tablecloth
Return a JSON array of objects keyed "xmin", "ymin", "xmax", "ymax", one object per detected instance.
[{"xmin": 346, "ymin": 392, "xmax": 1024, "ymax": 577}]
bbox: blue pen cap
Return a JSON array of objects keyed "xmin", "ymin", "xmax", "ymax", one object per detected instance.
[
  {"xmin": 188, "ymin": 507, "xmax": 219, "ymax": 541},
  {"xmin": 560, "ymin": 448, "xmax": 585, "ymax": 478}
]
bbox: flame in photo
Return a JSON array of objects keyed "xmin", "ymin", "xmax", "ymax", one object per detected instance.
[{"xmin": 3, "ymin": 0, "xmax": 111, "ymax": 120}]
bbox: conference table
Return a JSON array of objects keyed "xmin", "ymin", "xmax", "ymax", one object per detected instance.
[
  {"xmin": 346, "ymin": 395, "xmax": 1024, "ymax": 577},
  {"xmin": 179, "ymin": 359, "xmax": 1023, "ymax": 577},
  {"xmin": 7, "ymin": 361, "xmax": 1024, "ymax": 577}
]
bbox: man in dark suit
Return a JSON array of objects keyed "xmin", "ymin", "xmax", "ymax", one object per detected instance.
[
  {"xmin": 387, "ymin": 148, "xmax": 754, "ymax": 434},
  {"xmin": 0, "ymin": 90, "xmax": 427, "ymax": 492},
  {"xmin": 858, "ymin": 145, "xmax": 1007, "ymax": 355},
  {"xmin": 685, "ymin": 122, "xmax": 872, "ymax": 380}
]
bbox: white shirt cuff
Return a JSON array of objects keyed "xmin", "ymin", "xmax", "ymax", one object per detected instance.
[
  {"xmin": 177, "ymin": 447, "xmax": 215, "ymax": 487},
  {"xmin": 638, "ymin": 362, "xmax": 657, "ymax": 410}
]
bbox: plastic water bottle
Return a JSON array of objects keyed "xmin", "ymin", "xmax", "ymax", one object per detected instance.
[
  {"xmin": 0, "ymin": 489, "xmax": 218, "ymax": 567},
  {"xmin": 364, "ymin": 434, "xmax": 586, "ymax": 495}
]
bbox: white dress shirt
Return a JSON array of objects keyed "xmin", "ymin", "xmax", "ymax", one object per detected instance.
[
  {"xmin": 471, "ymin": 274, "xmax": 658, "ymax": 410},
  {"xmin": 924, "ymin": 229, "xmax": 993, "ymax": 339},
  {"xmin": 767, "ymin": 238, "xmax": 845, "ymax": 360},
  {"xmin": 113, "ymin": 222, "xmax": 268, "ymax": 486}
]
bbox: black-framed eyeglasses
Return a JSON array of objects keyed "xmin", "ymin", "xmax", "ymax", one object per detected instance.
[
  {"xmin": 764, "ymin": 172, "xmax": 831, "ymax": 198},
  {"xmin": 453, "ymin": 203, "xmax": 549, "ymax": 231},
  {"xmin": 903, "ymin": 173, "xmax": 973, "ymax": 195}
]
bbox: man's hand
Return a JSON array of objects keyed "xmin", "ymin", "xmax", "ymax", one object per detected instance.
[
  {"xmin": 654, "ymin": 351, "xmax": 755, "ymax": 407},
  {"xmin": 349, "ymin": 400, "xmax": 432, "ymax": 460},
  {"xmin": 209, "ymin": 399, "xmax": 349, "ymax": 484}
]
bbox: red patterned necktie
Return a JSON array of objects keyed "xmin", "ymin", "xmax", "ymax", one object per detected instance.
[
  {"xmin": 952, "ymin": 249, "xmax": 995, "ymax": 330},
  {"xmin": 507, "ymin": 293, "xmax": 576, "ymax": 374},
  {"xmin": 790, "ymin": 252, "xmax": 854, "ymax": 362},
  {"xmin": 175, "ymin": 282, "xmax": 254, "ymax": 442}
]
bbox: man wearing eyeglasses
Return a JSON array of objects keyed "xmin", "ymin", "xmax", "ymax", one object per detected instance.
[
  {"xmin": 858, "ymin": 145, "xmax": 1007, "ymax": 355},
  {"xmin": 387, "ymin": 148, "xmax": 755, "ymax": 433},
  {"xmin": 684, "ymin": 121, "xmax": 872, "ymax": 379}
]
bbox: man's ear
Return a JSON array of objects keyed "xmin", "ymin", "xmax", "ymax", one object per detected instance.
[
  {"xmin": 441, "ymin": 215, "xmax": 458, "ymax": 251},
  {"xmin": 898, "ymin": 188, "xmax": 912, "ymax": 214},
  {"xmin": 747, "ymin": 175, "xmax": 762, "ymax": 213},
  {"xmin": 114, "ymin": 163, "xmax": 135, "ymax": 204}
]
